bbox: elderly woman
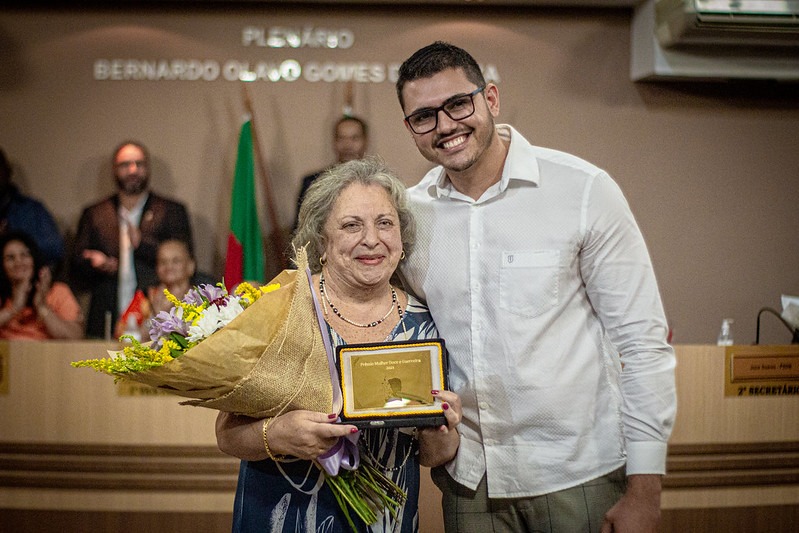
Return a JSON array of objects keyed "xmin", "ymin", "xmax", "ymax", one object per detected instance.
[
  {"xmin": 0, "ymin": 231, "xmax": 84, "ymax": 339},
  {"xmin": 146, "ymin": 238, "xmax": 198, "ymax": 315},
  {"xmin": 216, "ymin": 157, "xmax": 461, "ymax": 532}
]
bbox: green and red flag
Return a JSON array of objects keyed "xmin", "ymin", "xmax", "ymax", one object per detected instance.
[{"xmin": 224, "ymin": 119, "xmax": 265, "ymax": 290}]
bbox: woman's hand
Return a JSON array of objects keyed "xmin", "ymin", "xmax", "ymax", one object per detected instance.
[
  {"xmin": 266, "ymin": 411, "xmax": 358, "ymax": 461},
  {"xmin": 148, "ymin": 284, "xmax": 172, "ymax": 315},
  {"xmin": 0, "ymin": 275, "xmax": 30, "ymax": 326},
  {"xmin": 216, "ymin": 410, "xmax": 358, "ymax": 462},
  {"xmin": 418, "ymin": 389, "xmax": 462, "ymax": 467},
  {"xmin": 32, "ymin": 267, "xmax": 52, "ymax": 311},
  {"xmin": 10, "ymin": 277, "xmax": 31, "ymax": 312},
  {"xmin": 30, "ymin": 266, "xmax": 84, "ymax": 340}
]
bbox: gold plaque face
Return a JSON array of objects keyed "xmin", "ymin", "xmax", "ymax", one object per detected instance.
[
  {"xmin": 724, "ymin": 345, "xmax": 799, "ymax": 397},
  {"xmin": 337, "ymin": 339, "xmax": 448, "ymax": 428}
]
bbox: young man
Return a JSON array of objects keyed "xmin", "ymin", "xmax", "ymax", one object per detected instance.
[{"xmin": 396, "ymin": 41, "xmax": 676, "ymax": 532}]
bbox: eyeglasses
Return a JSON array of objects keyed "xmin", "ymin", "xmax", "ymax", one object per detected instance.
[
  {"xmin": 404, "ymin": 86, "xmax": 486, "ymax": 135},
  {"xmin": 115, "ymin": 160, "xmax": 147, "ymax": 170}
]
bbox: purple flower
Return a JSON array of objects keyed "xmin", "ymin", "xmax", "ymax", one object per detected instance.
[
  {"xmin": 184, "ymin": 284, "xmax": 226, "ymax": 306},
  {"xmin": 149, "ymin": 306, "xmax": 189, "ymax": 349}
]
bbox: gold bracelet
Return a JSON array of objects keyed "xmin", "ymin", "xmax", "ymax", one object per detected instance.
[{"xmin": 262, "ymin": 418, "xmax": 288, "ymax": 462}]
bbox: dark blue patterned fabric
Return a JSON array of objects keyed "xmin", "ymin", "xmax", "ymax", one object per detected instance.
[{"xmin": 232, "ymin": 295, "xmax": 437, "ymax": 533}]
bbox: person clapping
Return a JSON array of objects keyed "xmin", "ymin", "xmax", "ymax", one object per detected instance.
[{"xmin": 0, "ymin": 231, "xmax": 84, "ymax": 340}]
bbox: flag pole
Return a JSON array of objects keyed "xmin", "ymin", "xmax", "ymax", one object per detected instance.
[
  {"xmin": 343, "ymin": 80, "xmax": 354, "ymax": 117},
  {"xmin": 241, "ymin": 84, "xmax": 288, "ymax": 271}
]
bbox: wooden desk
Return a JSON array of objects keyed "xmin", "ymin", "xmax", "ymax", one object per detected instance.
[
  {"xmin": 0, "ymin": 340, "xmax": 233, "ymax": 531},
  {"xmin": 0, "ymin": 340, "xmax": 444, "ymax": 532},
  {"xmin": 2, "ymin": 342, "xmax": 797, "ymax": 532},
  {"xmin": 661, "ymin": 345, "xmax": 799, "ymax": 531}
]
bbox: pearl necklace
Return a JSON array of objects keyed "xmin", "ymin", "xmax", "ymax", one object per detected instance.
[{"xmin": 319, "ymin": 272, "xmax": 403, "ymax": 328}]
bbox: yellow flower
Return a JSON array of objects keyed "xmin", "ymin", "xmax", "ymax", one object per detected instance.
[
  {"xmin": 235, "ymin": 281, "xmax": 280, "ymax": 305},
  {"xmin": 72, "ymin": 282, "xmax": 280, "ymax": 376}
]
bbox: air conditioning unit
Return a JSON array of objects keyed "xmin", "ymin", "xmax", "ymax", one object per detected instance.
[
  {"xmin": 656, "ymin": 0, "xmax": 799, "ymax": 48},
  {"xmin": 631, "ymin": 0, "xmax": 799, "ymax": 81}
]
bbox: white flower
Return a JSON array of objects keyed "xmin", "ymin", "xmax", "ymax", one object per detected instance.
[
  {"xmin": 216, "ymin": 296, "xmax": 245, "ymax": 327},
  {"xmin": 186, "ymin": 297, "xmax": 245, "ymax": 343}
]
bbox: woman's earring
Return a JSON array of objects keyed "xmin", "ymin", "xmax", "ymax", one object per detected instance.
[
  {"xmin": 400, "ymin": 250, "xmax": 406, "ymax": 260},
  {"xmin": 319, "ymin": 256, "xmax": 327, "ymax": 267}
]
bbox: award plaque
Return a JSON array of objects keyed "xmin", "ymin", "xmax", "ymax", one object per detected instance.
[{"xmin": 336, "ymin": 339, "xmax": 448, "ymax": 429}]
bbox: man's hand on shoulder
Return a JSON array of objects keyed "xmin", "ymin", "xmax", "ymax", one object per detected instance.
[{"xmin": 600, "ymin": 474, "xmax": 662, "ymax": 533}]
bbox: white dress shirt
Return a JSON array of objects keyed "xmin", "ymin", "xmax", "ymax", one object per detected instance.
[
  {"xmin": 402, "ymin": 125, "xmax": 676, "ymax": 498},
  {"xmin": 117, "ymin": 194, "xmax": 147, "ymax": 314}
]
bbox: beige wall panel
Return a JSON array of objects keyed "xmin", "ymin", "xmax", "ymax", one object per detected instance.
[{"xmin": 0, "ymin": 6, "xmax": 797, "ymax": 346}]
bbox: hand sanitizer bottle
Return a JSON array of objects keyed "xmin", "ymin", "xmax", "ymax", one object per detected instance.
[{"xmin": 717, "ymin": 318, "xmax": 734, "ymax": 346}]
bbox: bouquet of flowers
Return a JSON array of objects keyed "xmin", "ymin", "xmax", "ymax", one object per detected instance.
[
  {"xmin": 72, "ymin": 247, "xmax": 405, "ymax": 531},
  {"xmin": 73, "ymin": 280, "xmax": 280, "ymax": 382}
]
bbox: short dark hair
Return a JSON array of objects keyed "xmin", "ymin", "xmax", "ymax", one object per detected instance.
[
  {"xmin": 112, "ymin": 140, "xmax": 150, "ymax": 166},
  {"xmin": 334, "ymin": 115, "xmax": 368, "ymax": 139},
  {"xmin": 395, "ymin": 41, "xmax": 487, "ymax": 110}
]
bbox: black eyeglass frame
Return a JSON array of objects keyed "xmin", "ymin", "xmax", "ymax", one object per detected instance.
[{"xmin": 404, "ymin": 86, "xmax": 486, "ymax": 135}]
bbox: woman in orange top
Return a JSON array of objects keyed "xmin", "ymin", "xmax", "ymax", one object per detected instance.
[{"xmin": 0, "ymin": 231, "xmax": 84, "ymax": 340}]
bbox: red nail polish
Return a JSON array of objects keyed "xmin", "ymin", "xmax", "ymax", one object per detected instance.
[
  {"xmin": 431, "ymin": 390, "xmax": 440, "ymax": 395},
  {"xmin": 328, "ymin": 413, "xmax": 337, "ymax": 420},
  {"xmin": 350, "ymin": 427, "xmax": 359, "ymax": 434},
  {"xmin": 442, "ymin": 403, "xmax": 449, "ymax": 410}
]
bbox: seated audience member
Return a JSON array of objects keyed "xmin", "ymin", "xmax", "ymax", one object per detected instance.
[
  {"xmin": 146, "ymin": 238, "xmax": 210, "ymax": 316},
  {"xmin": 0, "ymin": 231, "xmax": 84, "ymax": 340},
  {"xmin": 0, "ymin": 147, "xmax": 65, "ymax": 268},
  {"xmin": 115, "ymin": 239, "xmax": 213, "ymax": 340}
]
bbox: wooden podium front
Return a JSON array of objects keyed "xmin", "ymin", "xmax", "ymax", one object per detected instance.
[
  {"xmin": 0, "ymin": 340, "xmax": 235, "ymax": 532},
  {"xmin": 0, "ymin": 340, "xmax": 445, "ymax": 532},
  {"xmin": 661, "ymin": 345, "xmax": 799, "ymax": 531},
  {"xmin": 1, "ymin": 341, "xmax": 797, "ymax": 532}
]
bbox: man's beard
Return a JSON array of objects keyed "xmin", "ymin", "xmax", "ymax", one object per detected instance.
[{"xmin": 116, "ymin": 175, "xmax": 149, "ymax": 195}]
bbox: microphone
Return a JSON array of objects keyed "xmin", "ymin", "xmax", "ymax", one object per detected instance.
[{"xmin": 755, "ymin": 307, "xmax": 799, "ymax": 345}]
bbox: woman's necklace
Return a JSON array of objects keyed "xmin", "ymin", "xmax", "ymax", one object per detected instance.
[
  {"xmin": 361, "ymin": 429, "xmax": 417, "ymax": 472},
  {"xmin": 319, "ymin": 272, "xmax": 402, "ymax": 328}
]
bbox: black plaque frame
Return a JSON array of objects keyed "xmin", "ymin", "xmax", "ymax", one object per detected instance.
[{"xmin": 336, "ymin": 339, "xmax": 448, "ymax": 429}]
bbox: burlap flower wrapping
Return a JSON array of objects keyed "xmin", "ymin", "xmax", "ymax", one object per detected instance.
[{"xmin": 121, "ymin": 247, "xmax": 334, "ymax": 418}]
